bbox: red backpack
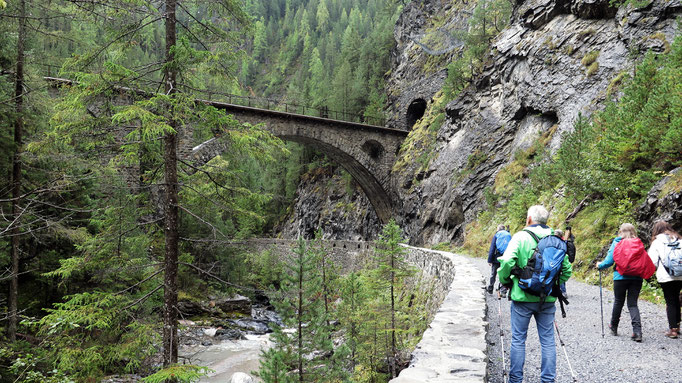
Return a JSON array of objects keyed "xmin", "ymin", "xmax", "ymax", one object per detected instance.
[{"xmin": 613, "ymin": 238, "xmax": 656, "ymax": 279}]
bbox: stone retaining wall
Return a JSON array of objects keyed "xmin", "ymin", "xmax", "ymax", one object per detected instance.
[{"xmin": 391, "ymin": 247, "xmax": 487, "ymax": 383}]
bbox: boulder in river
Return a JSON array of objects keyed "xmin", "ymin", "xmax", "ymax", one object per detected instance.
[
  {"xmin": 215, "ymin": 295, "xmax": 252, "ymax": 316},
  {"xmin": 230, "ymin": 372, "xmax": 255, "ymax": 383}
]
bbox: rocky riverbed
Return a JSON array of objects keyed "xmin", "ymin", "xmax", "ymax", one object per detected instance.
[{"xmin": 177, "ymin": 298, "xmax": 283, "ymax": 383}]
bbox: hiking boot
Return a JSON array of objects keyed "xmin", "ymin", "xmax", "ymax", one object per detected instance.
[
  {"xmin": 665, "ymin": 328, "xmax": 679, "ymax": 339},
  {"xmin": 609, "ymin": 324, "xmax": 617, "ymax": 336},
  {"xmin": 631, "ymin": 332, "xmax": 642, "ymax": 342}
]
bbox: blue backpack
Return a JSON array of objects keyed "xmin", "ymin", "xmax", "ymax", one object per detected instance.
[
  {"xmin": 495, "ymin": 230, "xmax": 512, "ymax": 256},
  {"xmin": 515, "ymin": 230, "xmax": 567, "ymax": 299}
]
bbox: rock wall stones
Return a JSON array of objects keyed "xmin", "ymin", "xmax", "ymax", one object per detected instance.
[{"xmin": 391, "ymin": 247, "xmax": 487, "ymax": 383}]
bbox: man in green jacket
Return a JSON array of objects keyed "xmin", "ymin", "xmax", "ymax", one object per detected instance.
[{"xmin": 497, "ymin": 205, "xmax": 572, "ymax": 383}]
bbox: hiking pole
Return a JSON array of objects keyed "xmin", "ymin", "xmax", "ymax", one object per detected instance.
[
  {"xmin": 497, "ymin": 289, "xmax": 508, "ymax": 383},
  {"xmin": 554, "ymin": 320, "xmax": 578, "ymax": 382},
  {"xmin": 599, "ymin": 270, "xmax": 605, "ymax": 338}
]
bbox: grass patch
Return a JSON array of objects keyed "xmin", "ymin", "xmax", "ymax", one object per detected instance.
[
  {"xmin": 581, "ymin": 50, "xmax": 600, "ymax": 67},
  {"xmin": 606, "ymin": 71, "xmax": 629, "ymax": 96},
  {"xmin": 659, "ymin": 169, "xmax": 682, "ymax": 198},
  {"xmin": 494, "ymin": 125, "xmax": 557, "ymax": 194},
  {"xmin": 643, "ymin": 32, "xmax": 671, "ymax": 53},
  {"xmin": 586, "ymin": 61, "xmax": 600, "ymax": 76}
]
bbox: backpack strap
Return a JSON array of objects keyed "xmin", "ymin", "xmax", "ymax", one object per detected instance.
[{"xmin": 523, "ymin": 229, "xmax": 540, "ymax": 244}]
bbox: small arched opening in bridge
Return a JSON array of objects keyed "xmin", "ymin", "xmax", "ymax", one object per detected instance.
[
  {"xmin": 361, "ymin": 140, "xmax": 384, "ymax": 160},
  {"xmin": 406, "ymin": 98, "xmax": 427, "ymax": 129}
]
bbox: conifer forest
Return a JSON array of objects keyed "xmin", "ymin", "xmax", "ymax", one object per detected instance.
[{"xmin": 0, "ymin": 0, "xmax": 680, "ymax": 382}]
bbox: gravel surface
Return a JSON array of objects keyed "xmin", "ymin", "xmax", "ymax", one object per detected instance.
[{"xmin": 468, "ymin": 256, "xmax": 682, "ymax": 383}]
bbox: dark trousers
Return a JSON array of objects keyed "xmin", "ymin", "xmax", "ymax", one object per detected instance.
[
  {"xmin": 661, "ymin": 280, "xmax": 682, "ymax": 329},
  {"xmin": 489, "ymin": 263, "xmax": 500, "ymax": 290},
  {"xmin": 611, "ymin": 279, "xmax": 643, "ymax": 333}
]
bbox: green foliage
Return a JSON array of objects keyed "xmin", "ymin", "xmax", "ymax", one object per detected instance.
[
  {"xmin": 33, "ymin": 292, "xmax": 159, "ymax": 379},
  {"xmin": 142, "ymin": 365, "xmax": 213, "ymax": 383},
  {"xmin": 258, "ymin": 236, "xmax": 347, "ymax": 383},
  {"xmin": 0, "ymin": 346, "xmax": 76, "ymax": 383},
  {"xmin": 586, "ymin": 61, "xmax": 599, "ymax": 76}
]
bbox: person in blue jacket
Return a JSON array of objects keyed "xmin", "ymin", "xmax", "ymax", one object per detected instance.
[
  {"xmin": 597, "ymin": 223, "xmax": 643, "ymax": 342},
  {"xmin": 487, "ymin": 224, "xmax": 510, "ymax": 295}
]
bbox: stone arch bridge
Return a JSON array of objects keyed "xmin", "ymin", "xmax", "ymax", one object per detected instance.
[{"xmin": 46, "ymin": 77, "xmax": 408, "ymax": 223}]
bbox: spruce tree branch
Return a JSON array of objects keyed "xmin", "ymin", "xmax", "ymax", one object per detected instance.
[
  {"xmin": 177, "ymin": 2, "xmax": 224, "ymax": 38},
  {"xmin": 0, "ymin": 269, "xmax": 36, "ymax": 282},
  {"xmin": 178, "ymin": 158, "xmax": 239, "ymax": 193},
  {"xmin": 116, "ymin": 269, "xmax": 163, "ymax": 295},
  {"xmin": 180, "ymin": 183, "xmax": 238, "ymax": 215},
  {"xmin": 122, "ymin": 283, "xmax": 163, "ymax": 311},
  {"xmin": 77, "ymin": 16, "xmax": 163, "ymax": 71},
  {"xmin": 179, "ymin": 262, "xmax": 274, "ymax": 294},
  {"xmin": 177, "ymin": 204, "xmax": 227, "ymax": 239},
  {"xmin": 25, "ymin": 20, "xmax": 79, "ymax": 43}
]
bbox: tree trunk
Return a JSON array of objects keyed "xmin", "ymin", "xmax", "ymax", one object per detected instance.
[
  {"xmin": 298, "ymin": 247, "xmax": 304, "ymax": 383},
  {"xmin": 8, "ymin": 0, "xmax": 26, "ymax": 343},
  {"xmin": 162, "ymin": 0, "xmax": 179, "ymax": 368},
  {"xmin": 390, "ymin": 256, "xmax": 397, "ymax": 378}
]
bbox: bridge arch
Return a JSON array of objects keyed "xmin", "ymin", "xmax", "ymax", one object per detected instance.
[
  {"xmin": 185, "ymin": 104, "xmax": 408, "ymax": 224},
  {"xmin": 44, "ymin": 77, "xmax": 407, "ymax": 224},
  {"xmin": 278, "ymin": 135, "xmax": 393, "ymax": 223}
]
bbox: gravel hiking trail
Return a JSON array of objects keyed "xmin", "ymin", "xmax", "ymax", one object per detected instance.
[{"xmin": 469, "ymin": 256, "xmax": 682, "ymax": 383}]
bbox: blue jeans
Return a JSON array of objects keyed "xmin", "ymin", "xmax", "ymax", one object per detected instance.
[{"xmin": 509, "ymin": 301, "xmax": 557, "ymax": 383}]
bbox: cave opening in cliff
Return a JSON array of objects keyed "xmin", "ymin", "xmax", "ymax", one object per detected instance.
[{"xmin": 406, "ymin": 98, "xmax": 427, "ymax": 129}]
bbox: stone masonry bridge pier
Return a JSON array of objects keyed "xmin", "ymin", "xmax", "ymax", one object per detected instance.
[{"xmin": 45, "ymin": 77, "xmax": 408, "ymax": 224}]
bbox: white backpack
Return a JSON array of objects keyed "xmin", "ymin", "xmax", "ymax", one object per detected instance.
[{"xmin": 660, "ymin": 236, "xmax": 682, "ymax": 277}]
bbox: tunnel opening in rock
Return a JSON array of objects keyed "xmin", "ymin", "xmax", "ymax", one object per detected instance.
[
  {"xmin": 361, "ymin": 140, "xmax": 385, "ymax": 159},
  {"xmin": 406, "ymin": 98, "xmax": 427, "ymax": 129}
]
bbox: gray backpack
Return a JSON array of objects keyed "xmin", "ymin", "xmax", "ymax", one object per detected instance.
[{"xmin": 660, "ymin": 236, "xmax": 682, "ymax": 277}]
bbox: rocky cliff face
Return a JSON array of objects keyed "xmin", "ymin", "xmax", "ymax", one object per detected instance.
[
  {"xmin": 277, "ymin": 166, "xmax": 381, "ymax": 240},
  {"xmin": 392, "ymin": 0, "xmax": 680, "ymax": 244},
  {"xmin": 281, "ymin": 0, "xmax": 681, "ymax": 244}
]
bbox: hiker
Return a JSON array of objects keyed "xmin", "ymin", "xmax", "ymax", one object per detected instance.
[
  {"xmin": 498, "ymin": 205, "xmax": 572, "ymax": 383},
  {"xmin": 647, "ymin": 221, "xmax": 682, "ymax": 339},
  {"xmin": 487, "ymin": 224, "xmax": 511, "ymax": 295},
  {"xmin": 558, "ymin": 227, "xmax": 576, "ymax": 297},
  {"xmin": 597, "ymin": 223, "xmax": 655, "ymax": 342}
]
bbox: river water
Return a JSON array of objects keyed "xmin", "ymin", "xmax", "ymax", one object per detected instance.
[{"xmin": 181, "ymin": 334, "xmax": 270, "ymax": 382}]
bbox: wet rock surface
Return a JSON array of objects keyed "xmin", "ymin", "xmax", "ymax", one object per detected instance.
[
  {"xmin": 637, "ymin": 167, "xmax": 682, "ymax": 239},
  {"xmin": 278, "ymin": 166, "xmax": 381, "ymax": 240}
]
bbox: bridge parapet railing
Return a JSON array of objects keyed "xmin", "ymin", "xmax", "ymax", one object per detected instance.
[
  {"xmin": 190, "ymin": 87, "xmax": 386, "ymax": 127},
  {"xmin": 37, "ymin": 62, "xmax": 386, "ymax": 128}
]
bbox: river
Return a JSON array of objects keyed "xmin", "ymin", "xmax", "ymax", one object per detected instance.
[{"xmin": 181, "ymin": 334, "xmax": 270, "ymax": 382}]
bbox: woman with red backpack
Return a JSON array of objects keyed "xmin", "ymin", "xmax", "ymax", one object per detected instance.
[
  {"xmin": 597, "ymin": 223, "xmax": 655, "ymax": 342},
  {"xmin": 647, "ymin": 221, "xmax": 682, "ymax": 339}
]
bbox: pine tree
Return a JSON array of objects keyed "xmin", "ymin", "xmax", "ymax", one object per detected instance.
[
  {"xmin": 260, "ymin": 237, "xmax": 345, "ymax": 383},
  {"xmin": 372, "ymin": 219, "xmax": 415, "ymax": 378}
]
